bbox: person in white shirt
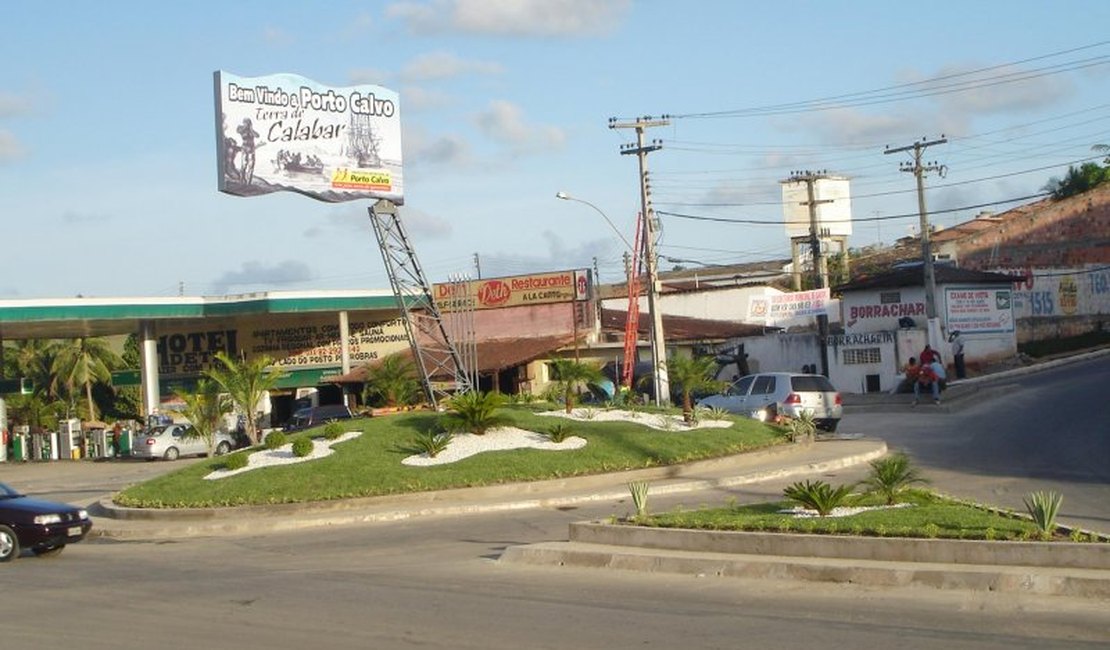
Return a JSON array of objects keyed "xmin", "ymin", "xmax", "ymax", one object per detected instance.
[{"xmin": 949, "ymin": 330, "xmax": 966, "ymax": 379}]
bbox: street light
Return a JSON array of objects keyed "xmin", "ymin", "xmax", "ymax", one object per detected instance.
[{"xmin": 555, "ymin": 192, "xmax": 635, "ymax": 252}]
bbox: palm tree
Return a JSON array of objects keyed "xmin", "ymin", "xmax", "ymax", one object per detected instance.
[
  {"xmin": 50, "ymin": 337, "xmax": 121, "ymax": 422},
  {"xmin": 174, "ymin": 379, "xmax": 232, "ymax": 457},
  {"xmin": 205, "ymin": 352, "xmax": 287, "ymax": 445},
  {"xmin": 362, "ymin": 354, "xmax": 422, "ymax": 408},
  {"xmin": 665, "ymin": 354, "xmax": 725, "ymax": 423},
  {"xmin": 548, "ymin": 358, "xmax": 604, "ymax": 414}
]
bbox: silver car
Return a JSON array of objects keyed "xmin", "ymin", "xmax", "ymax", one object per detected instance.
[
  {"xmin": 130, "ymin": 424, "xmax": 236, "ymax": 461},
  {"xmin": 697, "ymin": 372, "xmax": 843, "ymax": 432}
]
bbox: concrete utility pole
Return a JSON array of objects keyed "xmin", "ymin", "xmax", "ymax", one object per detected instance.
[
  {"xmin": 884, "ymin": 137, "xmax": 947, "ymax": 348},
  {"xmin": 609, "ymin": 116, "xmax": 670, "ymax": 406},
  {"xmin": 789, "ymin": 170, "xmax": 833, "ymax": 377}
]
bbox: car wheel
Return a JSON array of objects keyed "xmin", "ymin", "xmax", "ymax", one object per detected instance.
[
  {"xmin": 32, "ymin": 545, "xmax": 65, "ymax": 558},
  {"xmin": 0, "ymin": 524, "xmax": 19, "ymax": 562},
  {"xmin": 215, "ymin": 441, "xmax": 231, "ymax": 456},
  {"xmin": 818, "ymin": 420, "xmax": 839, "ymax": 433},
  {"xmin": 164, "ymin": 447, "xmax": 180, "ymax": 461}
]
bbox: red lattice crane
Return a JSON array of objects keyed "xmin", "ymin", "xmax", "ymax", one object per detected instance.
[{"xmin": 621, "ymin": 212, "xmax": 644, "ymax": 391}]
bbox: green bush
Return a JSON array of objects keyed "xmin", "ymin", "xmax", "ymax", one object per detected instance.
[
  {"xmin": 406, "ymin": 430, "xmax": 453, "ymax": 458},
  {"xmin": 782, "ymin": 479, "xmax": 854, "ymax": 517},
  {"xmin": 291, "ymin": 437, "xmax": 314, "ymax": 458},
  {"xmin": 440, "ymin": 391, "xmax": 506, "ymax": 435},
  {"xmin": 1024, "ymin": 490, "xmax": 1063, "ymax": 539},
  {"xmin": 264, "ymin": 431, "xmax": 287, "ymax": 450},
  {"xmin": 545, "ymin": 423, "xmax": 573, "ymax": 443},
  {"xmin": 859, "ymin": 453, "xmax": 929, "ymax": 505},
  {"xmin": 323, "ymin": 421, "xmax": 344, "ymax": 440},
  {"xmin": 223, "ymin": 453, "xmax": 249, "ymax": 471}
]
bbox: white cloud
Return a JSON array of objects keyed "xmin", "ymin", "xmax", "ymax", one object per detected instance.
[
  {"xmin": 474, "ymin": 100, "xmax": 565, "ymax": 152},
  {"xmin": 0, "ymin": 130, "xmax": 25, "ymax": 163},
  {"xmin": 918, "ymin": 63, "xmax": 1074, "ymax": 116},
  {"xmin": 0, "ymin": 92, "xmax": 33, "ymax": 117},
  {"xmin": 387, "ymin": 0, "xmax": 630, "ymax": 36},
  {"xmin": 400, "ymin": 51, "xmax": 503, "ymax": 81}
]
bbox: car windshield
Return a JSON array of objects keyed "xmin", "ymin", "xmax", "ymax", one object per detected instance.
[{"xmin": 0, "ymin": 483, "xmax": 24, "ymax": 499}]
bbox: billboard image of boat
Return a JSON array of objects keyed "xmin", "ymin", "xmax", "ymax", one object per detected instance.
[{"xmin": 214, "ymin": 70, "xmax": 403, "ymax": 204}]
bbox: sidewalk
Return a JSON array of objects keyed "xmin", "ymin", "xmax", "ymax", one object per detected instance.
[{"xmin": 90, "ymin": 438, "xmax": 888, "ymax": 540}]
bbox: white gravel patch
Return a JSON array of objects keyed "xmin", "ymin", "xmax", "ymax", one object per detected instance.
[
  {"xmin": 538, "ymin": 407, "xmax": 733, "ymax": 431},
  {"xmin": 204, "ymin": 432, "xmax": 363, "ymax": 480},
  {"xmin": 779, "ymin": 503, "xmax": 914, "ymax": 518},
  {"xmin": 402, "ymin": 427, "xmax": 586, "ymax": 467}
]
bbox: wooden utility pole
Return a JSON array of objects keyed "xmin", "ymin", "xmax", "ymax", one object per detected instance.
[
  {"xmin": 884, "ymin": 137, "xmax": 947, "ymax": 347},
  {"xmin": 609, "ymin": 116, "xmax": 670, "ymax": 406},
  {"xmin": 789, "ymin": 171, "xmax": 833, "ymax": 377}
]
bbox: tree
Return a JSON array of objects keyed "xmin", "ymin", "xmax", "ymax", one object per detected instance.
[
  {"xmin": 1042, "ymin": 162, "xmax": 1109, "ymax": 200},
  {"xmin": 548, "ymin": 358, "xmax": 604, "ymax": 414},
  {"xmin": 362, "ymin": 354, "xmax": 422, "ymax": 408},
  {"xmin": 174, "ymin": 378, "xmax": 232, "ymax": 457},
  {"xmin": 205, "ymin": 352, "xmax": 287, "ymax": 445},
  {"xmin": 50, "ymin": 337, "xmax": 121, "ymax": 422},
  {"xmin": 665, "ymin": 354, "xmax": 725, "ymax": 423}
]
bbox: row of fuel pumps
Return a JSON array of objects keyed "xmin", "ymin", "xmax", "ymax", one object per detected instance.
[{"xmin": 4, "ymin": 419, "xmax": 133, "ymax": 462}]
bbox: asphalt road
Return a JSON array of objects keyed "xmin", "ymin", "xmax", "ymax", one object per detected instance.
[
  {"xmin": 845, "ymin": 353, "xmax": 1110, "ymax": 534},
  {"xmin": 2, "ymin": 356, "xmax": 1108, "ymax": 648}
]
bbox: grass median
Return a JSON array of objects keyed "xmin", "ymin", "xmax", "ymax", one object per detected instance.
[{"xmin": 115, "ymin": 406, "xmax": 782, "ymax": 509}]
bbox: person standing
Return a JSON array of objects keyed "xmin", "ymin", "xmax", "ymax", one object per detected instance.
[
  {"xmin": 919, "ymin": 344, "xmax": 938, "ymax": 366},
  {"xmin": 949, "ymin": 330, "xmax": 966, "ymax": 379},
  {"xmin": 111, "ymin": 422, "xmax": 122, "ymax": 458}
]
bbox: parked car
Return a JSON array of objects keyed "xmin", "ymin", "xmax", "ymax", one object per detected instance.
[
  {"xmin": 283, "ymin": 404, "xmax": 353, "ymax": 433},
  {"xmin": 696, "ymin": 372, "xmax": 843, "ymax": 432},
  {"xmin": 130, "ymin": 424, "xmax": 236, "ymax": 461},
  {"xmin": 0, "ymin": 482, "xmax": 93, "ymax": 561}
]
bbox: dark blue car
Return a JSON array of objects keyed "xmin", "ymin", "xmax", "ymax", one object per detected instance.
[{"xmin": 0, "ymin": 482, "xmax": 93, "ymax": 561}]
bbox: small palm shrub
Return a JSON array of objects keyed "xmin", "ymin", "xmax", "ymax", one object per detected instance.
[
  {"xmin": 698, "ymin": 406, "xmax": 731, "ymax": 421},
  {"xmin": 545, "ymin": 423, "xmax": 574, "ymax": 443},
  {"xmin": 408, "ymin": 430, "xmax": 454, "ymax": 458},
  {"xmin": 782, "ymin": 480, "xmax": 854, "ymax": 517},
  {"xmin": 223, "ymin": 453, "xmax": 248, "ymax": 470},
  {"xmin": 441, "ymin": 391, "xmax": 507, "ymax": 435},
  {"xmin": 1024, "ymin": 490, "xmax": 1063, "ymax": 539},
  {"xmin": 322, "ymin": 421, "xmax": 344, "ymax": 440},
  {"xmin": 264, "ymin": 431, "xmax": 287, "ymax": 450},
  {"xmin": 629, "ymin": 480, "xmax": 650, "ymax": 519},
  {"xmin": 859, "ymin": 453, "xmax": 930, "ymax": 505},
  {"xmin": 291, "ymin": 437, "xmax": 314, "ymax": 458},
  {"xmin": 785, "ymin": 411, "xmax": 817, "ymax": 443}
]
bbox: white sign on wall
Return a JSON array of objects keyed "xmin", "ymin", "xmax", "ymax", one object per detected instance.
[
  {"xmin": 944, "ymin": 287, "xmax": 1015, "ymax": 333},
  {"xmin": 747, "ymin": 288, "xmax": 830, "ymax": 324}
]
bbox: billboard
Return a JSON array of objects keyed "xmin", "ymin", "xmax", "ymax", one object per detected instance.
[
  {"xmin": 781, "ymin": 176, "xmax": 853, "ymax": 238},
  {"xmin": 214, "ymin": 71, "xmax": 403, "ymax": 203},
  {"xmin": 746, "ymin": 288, "xmax": 830, "ymax": 323},
  {"xmin": 433, "ymin": 270, "xmax": 591, "ymax": 312}
]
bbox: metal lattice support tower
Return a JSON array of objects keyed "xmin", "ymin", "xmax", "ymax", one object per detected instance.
[{"xmin": 368, "ymin": 201, "xmax": 473, "ymax": 407}]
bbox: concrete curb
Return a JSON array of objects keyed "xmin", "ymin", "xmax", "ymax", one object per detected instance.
[
  {"xmin": 499, "ymin": 523, "xmax": 1110, "ymax": 599},
  {"xmin": 88, "ymin": 440, "xmax": 888, "ymax": 540}
]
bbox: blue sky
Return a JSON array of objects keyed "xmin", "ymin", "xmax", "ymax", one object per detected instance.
[{"xmin": 3, "ymin": 0, "xmax": 1110, "ymax": 298}]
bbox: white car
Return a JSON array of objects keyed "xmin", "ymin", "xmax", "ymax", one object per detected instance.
[
  {"xmin": 131, "ymin": 424, "xmax": 236, "ymax": 461},
  {"xmin": 697, "ymin": 372, "xmax": 843, "ymax": 432}
]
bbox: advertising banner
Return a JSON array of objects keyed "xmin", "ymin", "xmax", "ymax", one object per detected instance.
[
  {"xmin": 214, "ymin": 71, "xmax": 403, "ymax": 203},
  {"xmin": 434, "ymin": 270, "xmax": 590, "ymax": 312},
  {"xmin": 156, "ymin": 315, "xmax": 409, "ymax": 375},
  {"xmin": 746, "ymin": 288, "xmax": 830, "ymax": 323},
  {"xmin": 944, "ymin": 287, "xmax": 1015, "ymax": 333}
]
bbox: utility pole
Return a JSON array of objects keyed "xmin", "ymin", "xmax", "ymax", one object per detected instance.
[
  {"xmin": 789, "ymin": 171, "xmax": 833, "ymax": 377},
  {"xmin": 885, "ymin": 136, "xmax": 947, "ymax": 348},
  {"xmin": 473, "ymin": 252, "xmax": 482, "ymax": 279},
  {"xmin": 609, "ymin": 116, "xmax": 670, "ymax": 406}
]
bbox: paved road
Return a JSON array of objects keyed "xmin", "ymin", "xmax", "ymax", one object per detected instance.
[{"xmin": 844, "ymin": 353, "xmax": 1110, "ymax": 534}]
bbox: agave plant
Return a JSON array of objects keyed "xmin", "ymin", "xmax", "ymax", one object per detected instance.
[
  {"xmin": 407, "ymin": 430, "xmax": 454, "ymax": 458},
  {"xmin": 785, "ymin": 411, "xmax": 817, "ymax": 443},
  {"xmin": 629, "ymin": 480, "xmax": 651, "ymax": 519},
  {"xmin": 1023, "ymin": 490, "xmax": 1063, "ymax": 539},
  {"xmin": 544, "ymin": 423, "xmax": 573, "ymax": 443},
  {"xmin": 782, "ymin": 479, "xmax": 854, "ymax": 517},
  {"xmin": 859, "ymin": 453, "xmax": 929, "ymax": 505}
]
